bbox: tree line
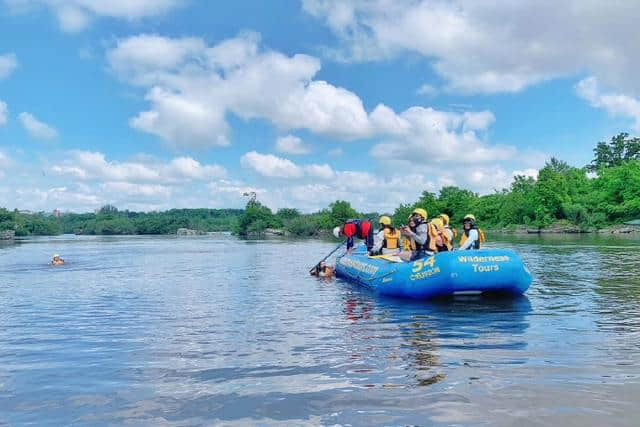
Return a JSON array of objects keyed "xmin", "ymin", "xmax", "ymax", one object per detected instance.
[
  {"xmin": 2, "ymin": 133, "xmax": 639, "ymax": 237},
  {"xmin": 236, "ymin": 133, "xmax": 640, "ymax": 235},
  {"xmin": 0, "ymin": 206, "xmax": 243, "ymax": 236}
]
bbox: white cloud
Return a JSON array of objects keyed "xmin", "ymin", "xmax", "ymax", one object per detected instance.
[
  {"xmin": 303, "ymin": 0, "xmax": 640, "ymax": 95},
  {"xmin": 275, "ymin": 134, "xmax": 311, "ymax": 155},
  {"xmin": 107, "ymin": 33, "xmax": 373, "ymax": 148},
  {"xmin": 0, "ymin": 150, "xmax": 9, "ymax": 179},
  {"xmin": 0, "ymin": 100, "xmax": 7, "ymax": 125},
  {"xmin": 240, "ymin": 151, "xmax": 304, "ymax": 178},
  {"xmin": 369, "ymin": 106, "xmax": 511, "ymax": 166},
  {"xmin": 328, "ymin": 148, "xmax": 343, "ymax": 156},
  {"xmin": 101, "ymin": 181, "xmax": 172, "ymax": 198},
  {"xmin": 304, "ymin": 163, "xmax": 335, "ymax": 180},
  {"xmin": 51, "ymin": 151, "xmax": 226, "ymax": 183},
  {"xmin": 512, "ymin": 168, "xmax": 539, "ymax": 180},
  {"xmin": 416, "ymin": 83, "xmax": 437, "ymax": 96},
  {"xmin": 18, "ymin": 112, "xmax": 58, "ymax": 140},
  {"xmin": 0, "ymin": 53, "xmax": 18, "ymax": 79},
  {"xmin": 4, "ymin": 0, "xmax": 185, "ymax": 32},
  {"xmin": 576, "ymin": 76, "xmax": 640, "ymax": 131},
  {"xmin": 167, "ymin": 157, "xmax": 227, "ymax": 181}
]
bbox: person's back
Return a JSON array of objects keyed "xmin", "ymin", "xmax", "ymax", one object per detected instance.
[
  {"xmin": 334, "ymin": 219, "xmax": 374, "ymax": 253},
  {"xmin": 370, "ymin": 216, "xmax": 401, "ymax": 255}
]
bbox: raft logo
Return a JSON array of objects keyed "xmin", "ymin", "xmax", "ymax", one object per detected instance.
[
  {"xmin": 339, "ymin": 257, "xmax": 380, "ymax": 275},
  {"xmin": 410, "ymin": 257, "xmax": 440, "ymax": 281},
  {"xmin": 411, "ymin": 267, "xmax": 441, "ymax": 281},
  {"xmin": 457, "ymin": 255, "xmax": 510, "ymax": 263}
]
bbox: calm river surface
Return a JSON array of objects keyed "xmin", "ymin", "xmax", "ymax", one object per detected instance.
[{"xmin": 1, "ymin": 234, "xmax": 639, "ymax": 426}]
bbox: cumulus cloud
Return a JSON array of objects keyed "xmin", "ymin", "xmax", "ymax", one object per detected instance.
[
  {"xmin": 512, "ymin": 168, "xmax": 539, "ymax": 180},
  {"xmin": 275, "ymin": 134, "xmax": 311, "ymax": 155},
  {"xmin": 370, "ymin": 106, "xmax": 511, "ymax": 166},
  {"xmin": 0, "ymin": 100, "xmax": 7, "ymax": 125},
  {"xmin": 241, "ymin": 151, "xmax": 340, "ymax": 181},
  {"xmin": 18, "ymin": 112, "xmax": 58, "ymax": 140},
  {"xmin": 240, "ymin": 151, "xmax": 304, "ymax": 178},
  {"xmin": 3, "ymin": 0, "xmax": 185, "ymax": 32},
  {"xmin": 0, "ymin": 53, "xmax": 18, "ymax": 79},
  {"xmin": 416, "ymin": 83, "xmax": 437, "ymax": 97},
  {"xmin": 303, "ymin": 0, "xmax": 640, "ymax": 95},
  {"xmin": 576, "ymin": 76, "xmax": 640, "ymax": 131},
  {"xmin": 304, "ymin": 163, "xmax": 335, "ymax": 180},
  {"xmin": 107, "ymin": 33, "xmax": 373, "ymax": 148},
  {"xmin": 51, "ymin": 151, "xmax": 226, "ymax": 183}
]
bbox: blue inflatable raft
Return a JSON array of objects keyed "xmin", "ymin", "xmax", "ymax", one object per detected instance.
[{"xmin": 335, "ymin": 247, "xmax": 532, "ymax": 299}]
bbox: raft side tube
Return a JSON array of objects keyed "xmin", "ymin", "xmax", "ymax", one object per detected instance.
[{"xmin": 335, "ymin": 248, "xmax": 532, "ymax": 299}]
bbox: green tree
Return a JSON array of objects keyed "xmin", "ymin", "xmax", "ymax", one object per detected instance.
[
  {"xmin": 236, "ymin": 200, "xmax": 277, "ymax": 235},
  {"xmin": 588, "ymin": 133, "xmax": 640, "ymax": 171},
  {"xmin": 328, "ymin": 200, "xmax": 358, "ymax": 225}
]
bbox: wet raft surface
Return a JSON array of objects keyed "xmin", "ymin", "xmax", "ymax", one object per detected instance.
[{"xmin": 0, "ymin": 234, "xmax": 639, "ymax": 426}]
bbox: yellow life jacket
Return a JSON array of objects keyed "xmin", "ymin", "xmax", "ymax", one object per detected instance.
[
  {"xmin": 403, "ymin": 237, "xmax": 414, "ymax": 251},
  {"xmin": 428, "ymin": 223, "xmax": 452, "ymax": 252},
  {"xmin": 383, "ymin": 228, "xmax": 401, "ymax": 250},
  {"xmin": 459, "ymin": 227, "xmax": 485, "ymax": 249}
]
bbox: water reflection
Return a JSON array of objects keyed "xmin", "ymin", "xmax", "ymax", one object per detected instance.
[
  {"xmin": 2, "ymin": 234, "xmax": 640, "ymax": 426},
  {"xmin": 338, "ymin": 284, "xmax": 532, "ymax": 389}
]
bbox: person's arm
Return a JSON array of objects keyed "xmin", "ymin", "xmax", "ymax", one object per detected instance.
[
  {"xmin": 411, "ymin": 224, "xmax": 428, "ymax": 245},
  {"xmin": 371, "ymin": 230, "xmax": 384, "ymax": 253},
  {"xmin": 459, "ymin": 229, "xmax": 478, "ymax": 250}
]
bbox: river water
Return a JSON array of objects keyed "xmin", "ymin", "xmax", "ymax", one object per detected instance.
[{"xmin": 1, "ymin": 234, "xmax": 639, "ymax": 426}]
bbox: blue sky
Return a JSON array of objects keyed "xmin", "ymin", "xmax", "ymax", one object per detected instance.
[{"xmin": 1, "ymin": 0, "xmax": 639, "ymax": 213}]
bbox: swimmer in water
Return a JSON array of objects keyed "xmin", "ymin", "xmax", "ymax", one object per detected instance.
[{"xmin": 51, "ymin": 254, "xmax": 64, "ymax": 266}]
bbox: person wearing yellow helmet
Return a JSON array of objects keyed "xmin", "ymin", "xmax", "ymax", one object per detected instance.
[
  {"xmin": 438, "ymin": 213, "xmax": 457, "ymax": 244},
  {"xmin": 399, "ymin": 207, "xmax": 430, "ymax": 261},
  {"xmin": 370, "ymin": 215, "xmax": 401, "ymax": 255},
  {"xmin": 459, "ymin": 214, "xmax": 485, "ymax": 250},
  {"xmin": 430, "ymin": 218, "xmax": 452, "ymax": 252}
]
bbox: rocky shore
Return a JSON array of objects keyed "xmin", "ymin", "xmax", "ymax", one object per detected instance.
[{"xmin": 1, "ymin": 230, "xmax": 15, "ymax": 240}]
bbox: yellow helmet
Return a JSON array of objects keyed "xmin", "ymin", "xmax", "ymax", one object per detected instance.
[
  {"xmin": 438, "ymin": 213, "xmax": 450, "ymax": 225},
  {"xmin": 379, "ymin": 215, "xmax": 392, "ymax": 226},
  {"xmin": 463, "ymin": 214, "xmax": 476, "ymax": 222},
  {"xmin": 412, "ymin": 208, "xmax": 427, "ymax": 220},
  {"xmin": 430, "ymin": 218, "xmax": 444, "ymax": 231}
]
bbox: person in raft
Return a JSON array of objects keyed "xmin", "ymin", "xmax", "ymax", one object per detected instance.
[
  {"xmin": 399, "ymin": 208, "xmax": 430, "ymax": 261},
  {"xmin": 333, "ymin": 219, "xmax": 374, "ymax": 254},
  {"xmin": 369, "ymin": 215, "xmax": 401, "ymax": 256},
  {"xmin": 459, "ymin": 214, "xmax": 485, "ymax": 250},
  {"xmin": 437, "ymin": 213, "xmax": 457, "ymax": 246},
  {"xmin": 51, "ymin": 254, "xmax": 65, "ymax": 266},
  {"xmin": 430, "ymin": 218, "xmax": 452, "ymax": 252}
]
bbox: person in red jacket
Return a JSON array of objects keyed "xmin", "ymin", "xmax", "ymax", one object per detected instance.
[{"xmin": 333, "ymin": 219, "xmax": 374, "ymax": 253}]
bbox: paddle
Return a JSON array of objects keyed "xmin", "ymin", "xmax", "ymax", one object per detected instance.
[
  {"xmin": 309, "ymin": 240, "xmax": 345, "ymax": 275},
  {"xmin": 368, "ymin": 253, "xmax": 403, "ymax": 263}
]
